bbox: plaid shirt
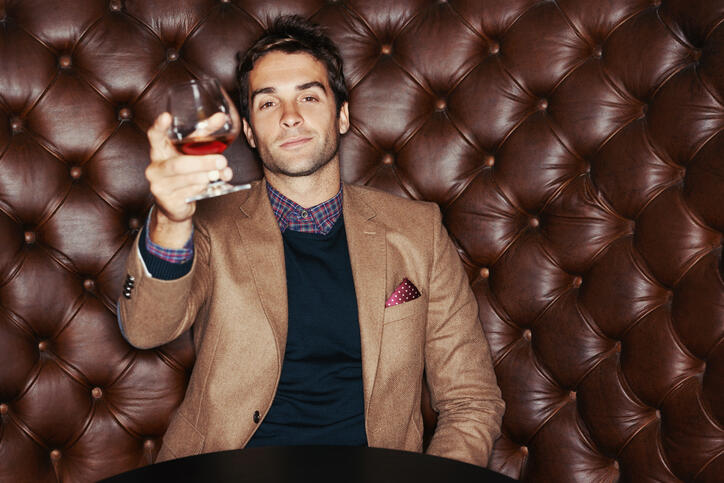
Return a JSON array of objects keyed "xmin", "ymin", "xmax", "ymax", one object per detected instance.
[
  {"xmin": 144, "ymin": 208, "xmax": 195, "ymax": 263},
  {"xmin": 265, "ymin": 182, "xmax": 342, "ymax": 235},
  {"xmin": 145, "ymin": 182, "xmax": 343, "ymax": 263}
]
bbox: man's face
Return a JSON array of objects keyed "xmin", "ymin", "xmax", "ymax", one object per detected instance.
[{"xmin": 243, "ymin": 51, "xmax": 349, "ymax": 178}]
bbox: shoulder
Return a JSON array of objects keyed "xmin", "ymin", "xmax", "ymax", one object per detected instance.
[
  {"xmin": 344, "ymin": 183, "xmax": 442, "ymax": 232},
  {"xmin": 193, "ymin": 180, "xmax": 262, "ymax": 229}
]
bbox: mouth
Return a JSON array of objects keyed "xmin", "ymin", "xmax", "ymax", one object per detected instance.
[{"xmin": 279, "ymin": 136, "xmax": 313, "ymax": 149}]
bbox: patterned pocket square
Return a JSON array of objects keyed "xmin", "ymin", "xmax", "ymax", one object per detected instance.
[{"xmin": 385, "ymin": 278, "xmax": 421, "ymax": 307}]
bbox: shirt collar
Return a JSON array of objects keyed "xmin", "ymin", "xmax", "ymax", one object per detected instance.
[{"xmin": 265, "ymin": 181, "xmax": 343, "ymax": 235}]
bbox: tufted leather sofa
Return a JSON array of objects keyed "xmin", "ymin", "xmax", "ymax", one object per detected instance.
[{"xmin": 1, "ymin": 1, "xmax": 723, "ymax": 481}]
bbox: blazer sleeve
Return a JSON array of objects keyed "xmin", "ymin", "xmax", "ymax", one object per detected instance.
[
  {"xmin": 423, "ymin": 204, "xmax": 505, "ymax": 467},
  {"xmin": 117, "ymin": 219, "xmax": 212, "ymax": 349}
]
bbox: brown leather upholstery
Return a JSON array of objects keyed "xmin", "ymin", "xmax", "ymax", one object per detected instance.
[{"xmin": 1, "ymin": 1, "xmax": 722, "ymax": 481}]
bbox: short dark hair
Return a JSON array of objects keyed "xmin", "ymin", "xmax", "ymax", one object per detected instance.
[{"xmin": 236, "ymin": 15, "xmax": 348, "ymax": 120}]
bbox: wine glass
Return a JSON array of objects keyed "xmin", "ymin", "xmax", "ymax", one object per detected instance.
[{"xmin": 166, "ymin": 78, "xmax": 251, "ymax": 202}]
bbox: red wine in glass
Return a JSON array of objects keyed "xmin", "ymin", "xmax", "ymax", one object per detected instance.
[
  {"xmin": 166, "ymin": 78, "xmax": 250, "ymax": 201},
  {"xmin": 172, "ymin": 134, "xmax": 235, "ymax": 155}
]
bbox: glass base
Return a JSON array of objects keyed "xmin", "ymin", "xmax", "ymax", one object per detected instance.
[{"xmin": 185, "ymin": 181, "xmax": 252, "ymax": 203}]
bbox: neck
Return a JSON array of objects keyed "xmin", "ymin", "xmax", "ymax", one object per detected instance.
[{"xmin": 264, "ymin": 158, "xmax": 341, "ymax": 208}]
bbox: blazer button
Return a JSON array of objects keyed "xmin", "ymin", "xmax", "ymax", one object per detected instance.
[{"xmin": 253, "ymin": 411, "xmax": 261, "ymax": 424}]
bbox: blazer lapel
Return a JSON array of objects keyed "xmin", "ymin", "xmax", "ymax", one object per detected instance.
[
  {"xmin": 234, "ymin": 181, "xmax": 288, "ymax": 365},
  {"xmin": 343, "ymin": 184, "xmax": 386, "ymax": 411}
]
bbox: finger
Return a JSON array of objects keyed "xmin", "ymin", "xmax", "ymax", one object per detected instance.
[
  {"xmin": 188, "ymin": 112, "xmax": 230, "ymax": 138},
  {"xmin": 154, "ymin": 184, "xmax": 204, "ymax": 216},
  {"xmin": 151, "ymin": 170, "xmax": 225, "ymax": 196},
  {"xmin": 221, "ymin": 167, "xmax": 233, "ymax": 181},
  {"xmin": 174, "ymin": 183, "xmax": 210, "ymax": 204},
  {"xmin": 162, "ymin": 154, "xmax": 227, "ymax": 176},
  {"xmin": 148, "ymin": 113, "xmax": 174, "ymax": 161}
]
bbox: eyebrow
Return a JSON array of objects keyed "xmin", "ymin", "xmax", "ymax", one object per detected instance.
[{"xmin": 250, "ymin": 81, "xmax": 327, "ymax": 105}]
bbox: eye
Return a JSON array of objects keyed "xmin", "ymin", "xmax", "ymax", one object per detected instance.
[
  {"xmin": 259, "ymin": 101, "xmax": 274, "ymax": 110},
  {"xmin": 301, "ymin": 96, "xmax": 318, "ymax": 102}
]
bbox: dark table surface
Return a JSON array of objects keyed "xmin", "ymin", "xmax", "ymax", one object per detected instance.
[{"xmin": 102, "ymin": 446, "xmax": 517, "ymax": 482}]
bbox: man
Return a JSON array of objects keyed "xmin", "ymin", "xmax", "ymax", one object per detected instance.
[{"xmin": 118, "ymin": 15, "xmax": 504, "ymax": 467}]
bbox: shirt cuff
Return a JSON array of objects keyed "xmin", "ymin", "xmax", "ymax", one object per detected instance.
[
  {"xmin": 145, "ymin": 215, "xmax": 194, "ymax": 263},
  {"xmin": 139, "ymin": 217, "xmax": 194, "ymax": 280}
]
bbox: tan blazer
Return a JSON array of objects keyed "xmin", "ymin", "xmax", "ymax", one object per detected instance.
[{"xmin": 118, "ymin": 181, "xmax": 504, "ymax": 467}]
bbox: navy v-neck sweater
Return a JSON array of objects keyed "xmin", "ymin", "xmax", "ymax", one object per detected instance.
[{"xmin": 246, "ymin": 216, "xmax": 367, "ymax": 447}]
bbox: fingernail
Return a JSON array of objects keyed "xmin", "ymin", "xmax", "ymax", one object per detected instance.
[{"xmin": 216, "ymin": 157, "xmax": 226, "ymax": 169}]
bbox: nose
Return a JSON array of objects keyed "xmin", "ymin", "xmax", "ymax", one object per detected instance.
[{"xmin": 280, "ymin": 101, "xmax": 303, "ymax": 129}]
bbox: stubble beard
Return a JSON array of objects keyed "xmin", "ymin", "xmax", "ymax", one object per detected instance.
[{"xmin": 252, "ymin": 124, "xmax": 341, "ymax": 178}]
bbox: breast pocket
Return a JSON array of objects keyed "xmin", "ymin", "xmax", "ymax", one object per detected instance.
[
  {"xmin": 379, "ymin": 295, "xmax": 427, "ymax": 392},
  {"xmin": 383, "ymin": 295, "xmax": 427, "ymax": 324}
]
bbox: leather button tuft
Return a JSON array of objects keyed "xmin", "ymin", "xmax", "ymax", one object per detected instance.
[
  {"xmin": 488, "ymin": 41, "xmax": 499, "ymax": 55},
  {"xmin": 10, "ymin": 117, "xmax": 22, "ymax": 133},
  {"xmin": 118, "ymin": 107, "xmax": 133, "ymax": 121},
  {"xmin": 572, "ymin": 276, "xmax": 582, "ymax": 288},
  {"xmin": 614, "ymin": 341, "xmax": 622, "ymax": 353},
  {"xmin": 479, "ymin": 267, "xmax": 489, "ymax": 278},
  {"xmin": 523, "ymin": 329, "xmax": 532, "ymax": 341},
  {"xmin": 381, "ymin": 44, "xmax": 392, "ymax": 55},
  {"xmin": 592, "ymin": 46, "xmax": 602, "ymax": 58},
  {"xmin": 38, "ymin": 340, "xmax": 48, "ymax": 351},
  {"xmin": 59, "ymin": 55, "xmax": 72, "ymax": 69},
  {"xmin": 569, "ymin": 390, "xmax": 577, "ymax": 401},
  {"xmin": 83, "ymin": 279, "xmax": 95, "ymax": 291},
  {"xmin": 50, "ymin": 449, "xmax": 61, "ymax": 461},
  {"xmin": 91, "ymin": 387, "xmax": 102, "ymax": 399},
  {"xmin": 537, "ymin": 98, "xmax": 548, "ymax": 111},
  {"xmin": 128, "ymin": 217, "xmax": 141, "ymax": 230},
  {"xmin": 484, "ymin": 155, "xmax": 495, "ymax": 167},
  {"xmin": 109, "ymin": 0, "xmax": 122, "ymax": 11},
  {"xmin": 529, "ymin": 217, "xmax": 539, "ymax": 228},
  {"xmin": 167, "ymin": 49, "xmax": 179, "ymax": 62},
  {"xmin": 220, "ymin": 0, "xmax": 231, "ymax": 3},
  {"xmin": 24, "ymin": 231, "xmax": 36, "ymax": 244},
  {"xmin": 253, "ymin": 410, "xmax": 261, "ymax": 423},
  {"xmin": 382, "ymin": 154, "xmax": 394, "ymax": 165},
  {"xmin": 613, "ymin": 460, "xmax": 620, "ymax": 470},
  {"xmin": 144, "ymin": 439, "xmax": 154, "ymax": 449},
  {"xmin": 0, "ymin": 404, "xmax": 8, "ymax": 415},
  {"xmin": 435, "ymin": 98, "xmax": 447, "ymax": 111},
  {"xmin": 520, "ymin": 446, "xmax": 528, "ymax": 456},
  {"xmin": 70, "ymin": 166, "xmax": 82, "ymax": 179}
]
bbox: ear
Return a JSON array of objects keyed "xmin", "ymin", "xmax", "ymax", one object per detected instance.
[
  {"xmin": 337, "ymin": 102, "xmax": 350, "ymax": 135},
  {"xmin": 242, "ymin": 118, "xmax": 256, "ymax": 148}
]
